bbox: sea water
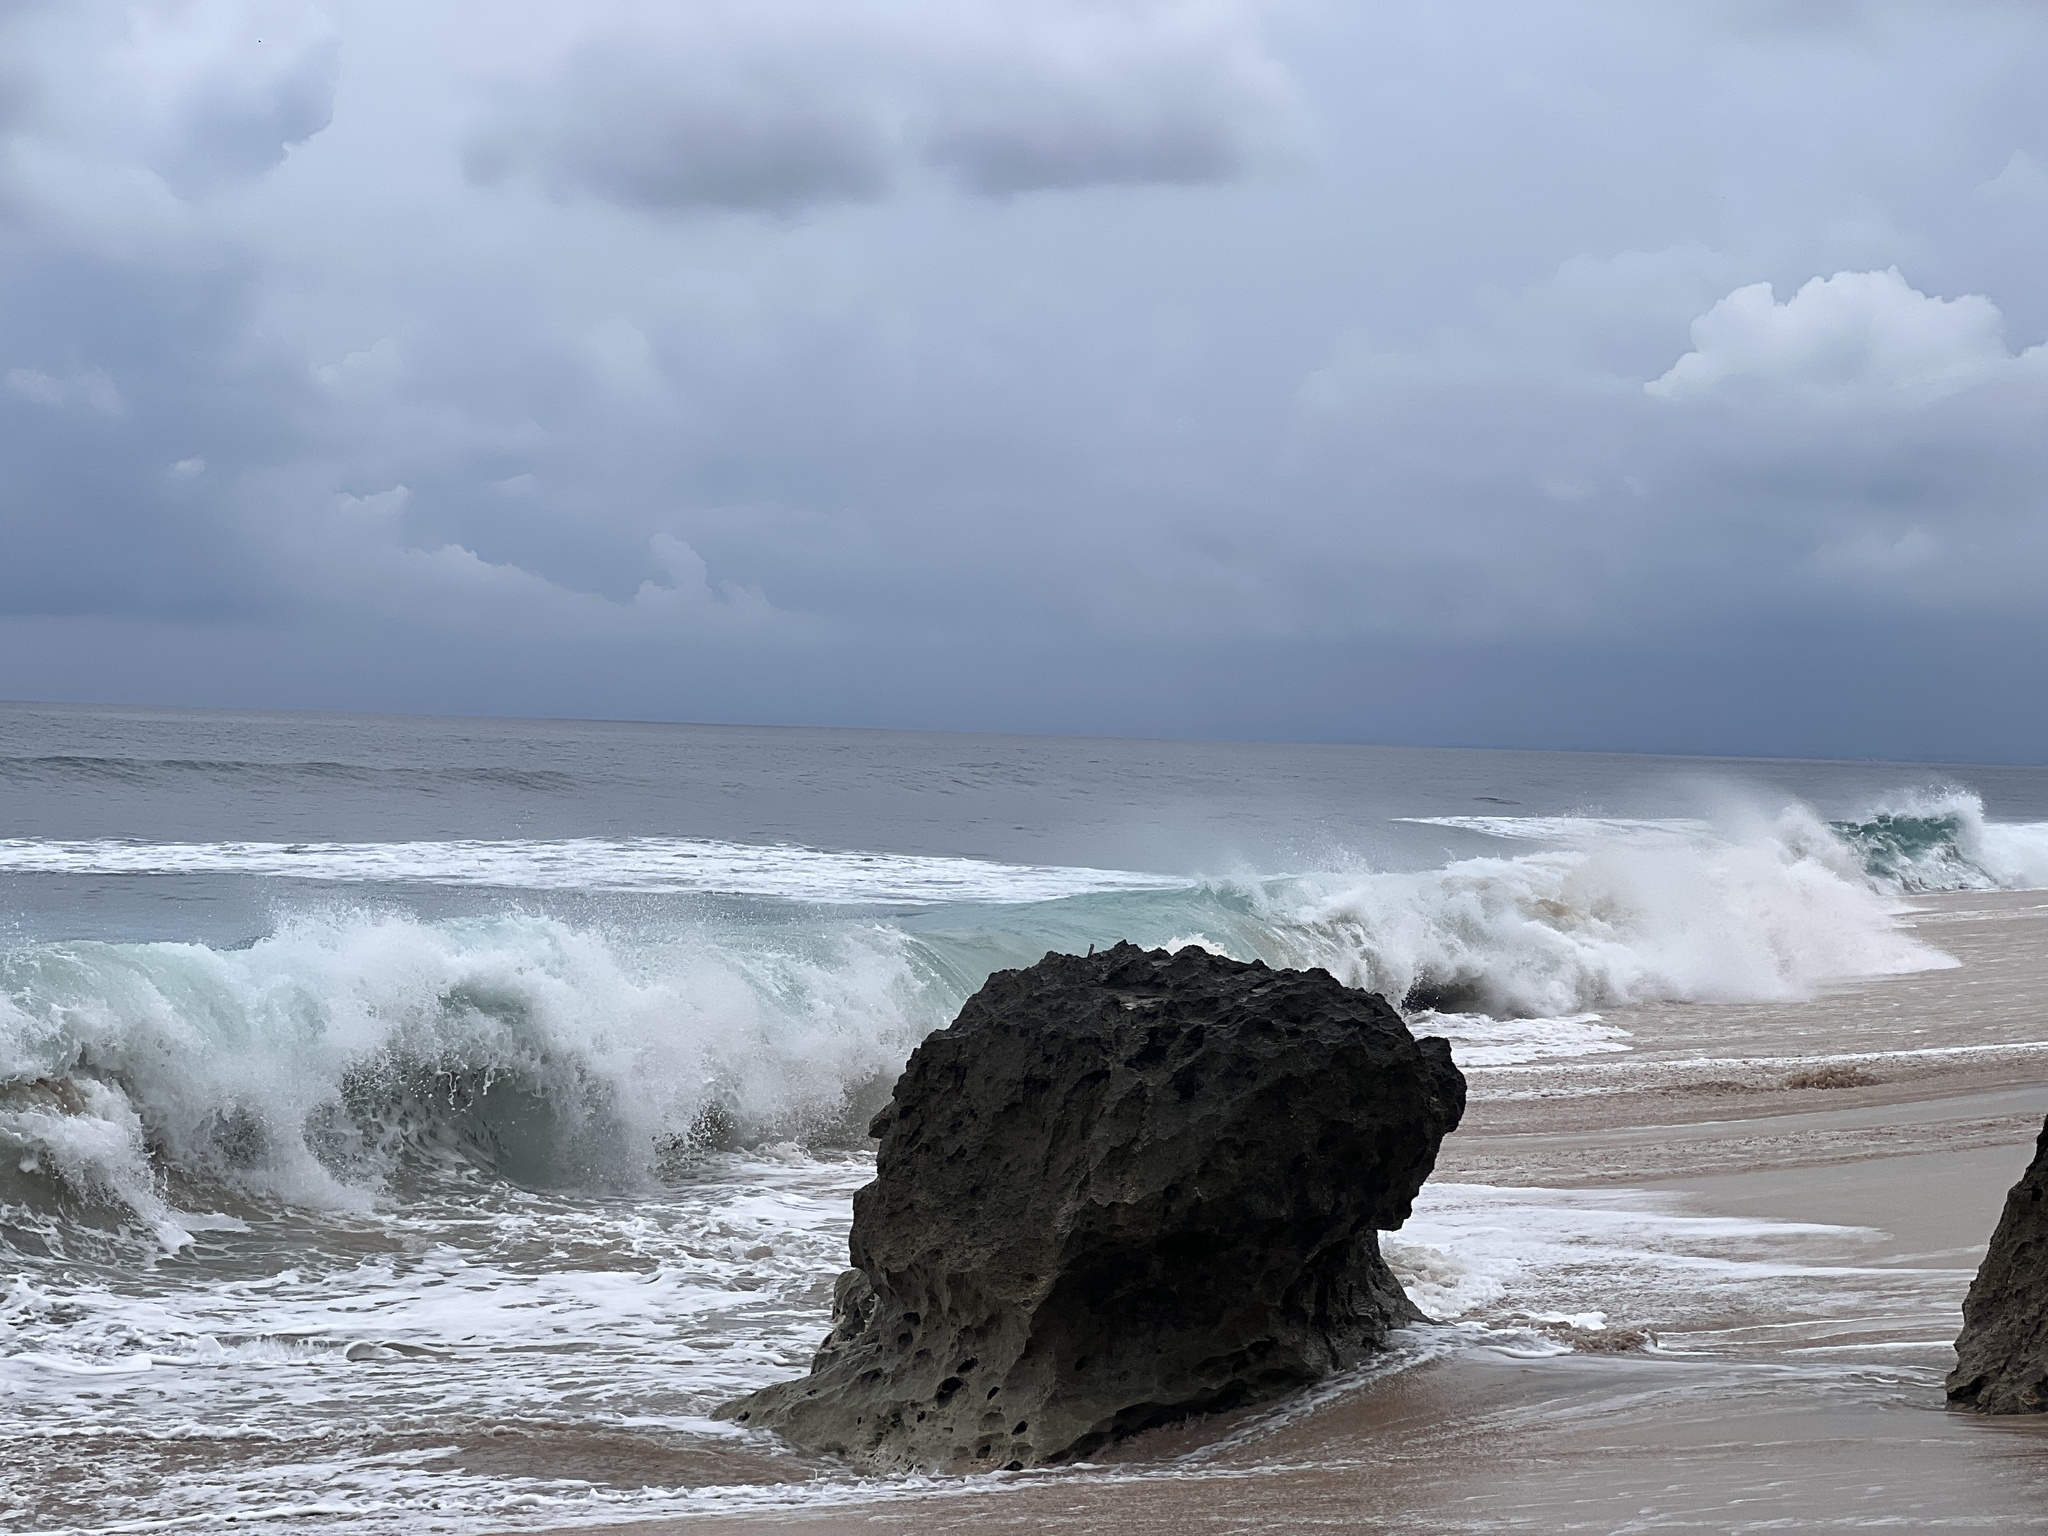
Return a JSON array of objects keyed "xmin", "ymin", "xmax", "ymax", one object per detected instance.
[{"xmin": 5, "ymin": 700, "xmax": 2048, "ymax": 1532}]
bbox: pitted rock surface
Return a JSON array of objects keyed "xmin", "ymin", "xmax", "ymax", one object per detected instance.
[
  {"xmin": 1951, "ymin": 1115, "xmax": 2048, "ymax": 1413},
  {"xmin": 717, "ymin": 942, "xmax": 1466, "ymax": 1469}
]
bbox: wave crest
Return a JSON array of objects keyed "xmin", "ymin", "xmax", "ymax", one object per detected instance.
[
  {"xmin": 1826, "ymin": 787, "xmax": 2048, "ymax": 892},
  {"xmin": 1, "ymin": 911, "xmax": 950, "ymax": 1231}
]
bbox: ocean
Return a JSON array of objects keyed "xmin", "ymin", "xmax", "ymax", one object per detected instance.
[{"xmin": 7, "ymin": 700, "xmax": 2048, "ymax": 1533}]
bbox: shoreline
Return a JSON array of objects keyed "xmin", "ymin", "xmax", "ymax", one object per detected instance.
[{"xmin": 532, "ymin": 890, "xmax": 2048, "ymax": 1532}]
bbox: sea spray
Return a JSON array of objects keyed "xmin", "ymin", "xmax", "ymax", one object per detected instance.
[
  {"xmin": 1040, "ymin": 813, "xmax": 1945, "ymax": 1020},
  {"xmin": 1411, "ymin": 787, "xmax": 2048, "ymax": 895}
]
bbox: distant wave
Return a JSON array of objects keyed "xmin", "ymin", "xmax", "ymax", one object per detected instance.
[
  {"xmin": 1400, "ymin": 814, "xmax": 1712, "ymax": 842},
  {"xmin": 0, "ymin": 836, "xmax": 1185, "ymax": 905},
  {"xmin": 0, "ymin": 754, "xmax": 580, "ymax": 792}
]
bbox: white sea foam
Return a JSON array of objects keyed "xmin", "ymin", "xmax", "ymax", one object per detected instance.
[
  {"xmin": 0, "ymin": 835, "xmax": 1181, "ymax": 904},
  {"xmin": 1385, "ymin": 1182, "xmax": 1950, "ymax": 1356},
  {"xmin": 0, "ymin": 1160, "xmax": 1966, "ymax": 1532},
  {"xmin": 1408, "ymin": 1011, "xmax": 1631, "ymax": 1067},
  {"xmin": 1, "ymin": 1150, "xmax": 877, "ymax": 1532}
]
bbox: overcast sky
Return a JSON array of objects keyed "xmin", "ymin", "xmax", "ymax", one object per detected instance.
[{"xmin": 1, "ymin": 0, "xmax": 2044, "ymax": 759}]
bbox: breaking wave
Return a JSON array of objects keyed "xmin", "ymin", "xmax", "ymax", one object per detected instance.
[
  {"xmin": 0, "ymin": 792, "xmax": 1969, "ymax": 1239},
  {"xmin": 1824, "ymin": 788, "xmax": 2048, "ymax": 892},
  {"xmin": 1167, "ymin": 816, "xmax": 1945, "ymax": 1020},
  {"xmin": 0, "ymin": 912, "xmax": 955, "ymax": 1245}
]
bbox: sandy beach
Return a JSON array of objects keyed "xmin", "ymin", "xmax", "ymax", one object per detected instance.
[{"xmin": 567, "ymin": 889, "xmax": 2048, "ymax": 1533}]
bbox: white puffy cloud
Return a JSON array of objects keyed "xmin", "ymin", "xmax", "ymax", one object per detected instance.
[
  {"xmin": 1648, "ymin": 267, "xmax": 2046, "ymax": 402},
  {"xmin": 465, "ymin": 0, "xmax": 1299, "ymax": 213}
]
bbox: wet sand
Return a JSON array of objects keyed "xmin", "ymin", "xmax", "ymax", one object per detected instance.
[{"xmin": 552, "ymin": 891, "xmax": 2048, "ymax": 1532}]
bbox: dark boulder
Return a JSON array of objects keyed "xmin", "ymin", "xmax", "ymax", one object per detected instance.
[
  {"xmin": 717, "ymin": 942, "xmax": 1466, "ymax": 1469},
  {"xmin": 1950, "ymin": 1116, "xmax": 2048, "ymax": 1412}
]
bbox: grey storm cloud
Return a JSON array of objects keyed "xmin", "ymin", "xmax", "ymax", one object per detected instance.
[
  {"xmin": 920, "ymin": 44, "xmax": 1284, "ymax": 195},
  {"xmin": 464, "ymin": 45, "xmax": 896, "ymax": 214},
  {"xmin": 464, "ymin": 1, "xmax": 1299, "ymax": 212},
  {"xmin": 0, "ymin": 0, "xmax": 2046, "ymax": 757}
]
